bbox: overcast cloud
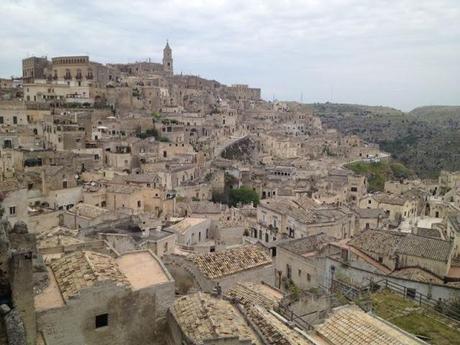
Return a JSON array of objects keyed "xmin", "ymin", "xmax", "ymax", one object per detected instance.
[{"xmin": 0, "ymin": 0, "xmax": 459, "ymax": 110}]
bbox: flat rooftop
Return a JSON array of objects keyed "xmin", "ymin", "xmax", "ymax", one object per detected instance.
[
  {"xmin": 116, "ymin": 251, "xmax": 170, "ymax": 290},
  {"xmin": 34, "ymin": 250, "xmax": 171, "ymax": 311},
  {"xmin": 35, "ymin": 267, "xmax": 65, "ymax": 312}
]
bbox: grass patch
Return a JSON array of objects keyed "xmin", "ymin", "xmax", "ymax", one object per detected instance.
[
  {"xmin": 345, "ymin": 160, "xmax": 413, "ymax": 192},
  {"xmin": 371, "ymin": 290, "xmax": 460, "ymax": 345}
]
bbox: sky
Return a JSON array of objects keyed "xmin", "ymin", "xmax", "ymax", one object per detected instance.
[{"xmin": 0, "ymin": 0, "xmax": 459, "ymax": 111}]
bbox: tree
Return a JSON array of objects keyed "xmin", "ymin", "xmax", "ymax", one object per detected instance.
[{"xmin": 229, "ymin": 186, "xmax": 259, "ymax": 207}]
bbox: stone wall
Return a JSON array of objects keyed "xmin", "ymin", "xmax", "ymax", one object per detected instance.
[{"xmin": 37, "ymin": 280, "xmax": 175, "ymax": 345}]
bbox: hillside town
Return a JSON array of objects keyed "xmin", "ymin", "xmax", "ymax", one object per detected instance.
[{"xmin": 1, "ymin": 43, "xmax": 460, "ymax": 345}]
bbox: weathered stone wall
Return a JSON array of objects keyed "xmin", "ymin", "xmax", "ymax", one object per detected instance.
[
  {"xmin": 37, "ymin": 280, "xmax": 175, "ymax": 345},
  {"xmin": 1, "ymin": 304, "xmax": 27, "ymax": 345},
  {"xmin": 9, "ymin": 253, "xmax": 36, "ymax": 345}
]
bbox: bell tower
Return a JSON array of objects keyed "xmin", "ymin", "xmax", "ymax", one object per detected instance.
[{"xmin": 163, "ymin": 41, "xmax": 173, "ymax": 75}]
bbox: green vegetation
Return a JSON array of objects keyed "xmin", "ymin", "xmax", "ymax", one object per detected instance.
[
  {"xmin": 313, "ymin": 103, "xmax": 460, "ymax": 178},
  {"xmin": 344, "ymin": 160, "xmax": 413, "ymax": 192},
  {"xmin": 136, "ymin": 128, "xmax": 169, "ymax": 142},
  {"xmin": 151, "ymin": 111, "xmax": 161, "ymax": 120},
  {"xmin": 229, "ymin": 186, "xmax": 260, "ymax": 206},
  {"xmin": 371, "ymin": 290, "xmax": 460, "ymax": 345},
  {"xmin": 136, "ymin": 128, "xmax": 159, "ymax": 139}
]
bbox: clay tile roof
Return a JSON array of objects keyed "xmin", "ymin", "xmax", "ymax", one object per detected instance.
[
  {"xmin": 69, "ymin": 203, "xmax": 109, "ymax": 219},
  {"xmin": 315, "ymin": 305, "xmax": 422, "ymax": 345},
  {"xmin": 192, "ymin": 245, "xmax": 272, "ymax": 279},
  {"xmin": 349, "ymin": 230, "xmax": 453, "ymax": 262},
  {"xmin": 106, "ymin": 183, "xmax": 140, "ymax": 194},
  {"xmin": 172, "ymin": 292, "xmax": 260, "ymax": 344},
  {"xmin": 348, "ymin": 230, "xmax": 403, "ymax": 257},
  {"xmin": 125, "ymin": 173, "xmax": 160, "ymax": 184},
  {"xmin": 374, "ymin": 193, "xmax": 408, "ymax": 206},
  {"xmin": 49, "ymin": 251, "xmax": 130, "ymax": 301},
  {"xmin": 226, "ymin": 282, "xmax": 282, "ymax": 310},
  {"xmin": 397, "ymin": 234, "xmax": 452, "ymax": 262},
  {"xmin": 390, "ymin": 267, "xmax": 444, "ymax": 284},
  {"xmin": 246, "ymin": 305, "xmax": 314, "ymax": 345},
  {"xmin": 278, "ymin": 233, "xmax": 333, "ymax": 256}
]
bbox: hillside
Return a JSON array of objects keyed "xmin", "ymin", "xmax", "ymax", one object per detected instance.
[
  {"xmin": 409, "ymin": 105, "xmax": 460, "ymax": 121},
  {"xmin": 344, "ymin": 160, "xmax": 413, "ymax": 192},
  {"xmin": 313, "ymin": 103, "xmax": 460, "ymax": 178}
]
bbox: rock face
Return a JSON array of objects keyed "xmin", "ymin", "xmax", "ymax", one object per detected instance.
[
  {"xmin": 0, "ymin": 221, "xmax": 11, "ymax": 298},
  {"xmin": 1, "ymin": 304, "xmax": 27, "ymax": 345},
  {"xmin": 221, "ymin": 137, "xmax": 256, "ymax": 162},
  {"xmin": 0, "ymin": 220, "xmax": 37, "ymax": 345}
]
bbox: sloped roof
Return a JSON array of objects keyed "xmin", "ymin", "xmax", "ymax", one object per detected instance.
[
  {"xmin": 172, "ymin": 292, "xmax": 260, "ymax": 344},
  {"xmin": 315, "ymin": 305, "xmax": 423, "ymax": 345},
  {"xmin": 349, "ymin": 230, "xmax": 453, "ymax": 262},
  {"xmin": 68, "ymin": 203, "xmax": 109, "ymax": 219},
  {"xmin": 278, "ymin": 233, "xmax": 332, "ymax": 256},
  {"xmin": 390, "ymin": 267, "xmax": 443, "ymax": 284},
  {"xmin": 397, "ymin": 234, "xmax": 452, "ymax": 262},
  {"xmin": 49, "ymin": 251, "xmax": 130, "ymax": 301},
  {"xmin": 246, "ymin": 304, "xmax": 314, "ymax": 345},
  {"xmin": 348, "ymin": 230, "xmax": 404, "ymax": 258},
  {"xmin": 226, "ymin": 282, "xmax": 282, "ymax": 310},
  {"xmin": 192, "ymin": 245, "xmax": 271, "ymax": 279}
]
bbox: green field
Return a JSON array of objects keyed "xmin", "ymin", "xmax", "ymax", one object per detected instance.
[{"xmin": 344, "ymin": 160, "xmax": 413, "ymax": 192}]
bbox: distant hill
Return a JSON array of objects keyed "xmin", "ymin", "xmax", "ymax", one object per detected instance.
[
  {"xmin": 311, "ymin": 102, "xmax": 404, "ymax": 117},
  {"xmin": 409, "ymin": 106, "xmax": 460, "ymax": 122},
  {"xmin": 310, "ymin": 102, "xmax": 460, "ymax": 178}
]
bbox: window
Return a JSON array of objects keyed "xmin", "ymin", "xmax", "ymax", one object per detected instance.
[
  {"xmin": 368, "ymin": 200, "xmax": 372, "ymax": 204},
  {"xmin": 307, "ymin": 273, "xmax": 311, "ymax": 282},
  {"xmin": 62, "ymin": 181, "xmax": 68, "ymax": 189},
  {"xmin": 95, "ymin": 313, "xmax": 108, "ymax": 328},
  {"xmin": 0, "ymin": 116, "xmax": 3, "ymax": 124},
  {"xmin": 406, "ymin": 288, "xmax": 416, "ymax": 299},
  {"xmin": 298, "ymin": 269, "xmax": 302, "ymax": 277},
  {"xmin": 351, "ymin": 187, "xmax": 357, "ymax": 192},
  {"xmin": 137, "ymin": 200, "xmax": 141, "ymax": 208},
  {"xmin": 286, "ymin": 264, "xmax": 292, "ymax": 279},
  {"xmin": 9, "ymin": 206, "xmax": 16, "ymax": 216}
]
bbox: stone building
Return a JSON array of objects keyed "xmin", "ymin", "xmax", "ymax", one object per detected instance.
[
  {"xmin": 255, "ymin": 198, "xmax": 356, "ymax": 245},
  {"xmin": 348, "ymin": 229, "xmax": 455, "ymax": 279},
  {"xmin": 275, "ymin": 233, "xmax": 334, "ymax": 290},
  {"xmin": 168, "ymin": 292, "xmax": 261, "ymax": 345},
  {"xmin": 359, "ymin": 193, "xmax": 419, "ymax": 224},
  {"xmin": 167, "ymin": 217, "xmax": 211, "ymax": 248},
  {"xmin": 185, "ymin": 244, "xmax": 274, "ymax": 292},
  {"xmin": 35, "ymin": 250, "xmax": 175, "ymax": 345}
]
